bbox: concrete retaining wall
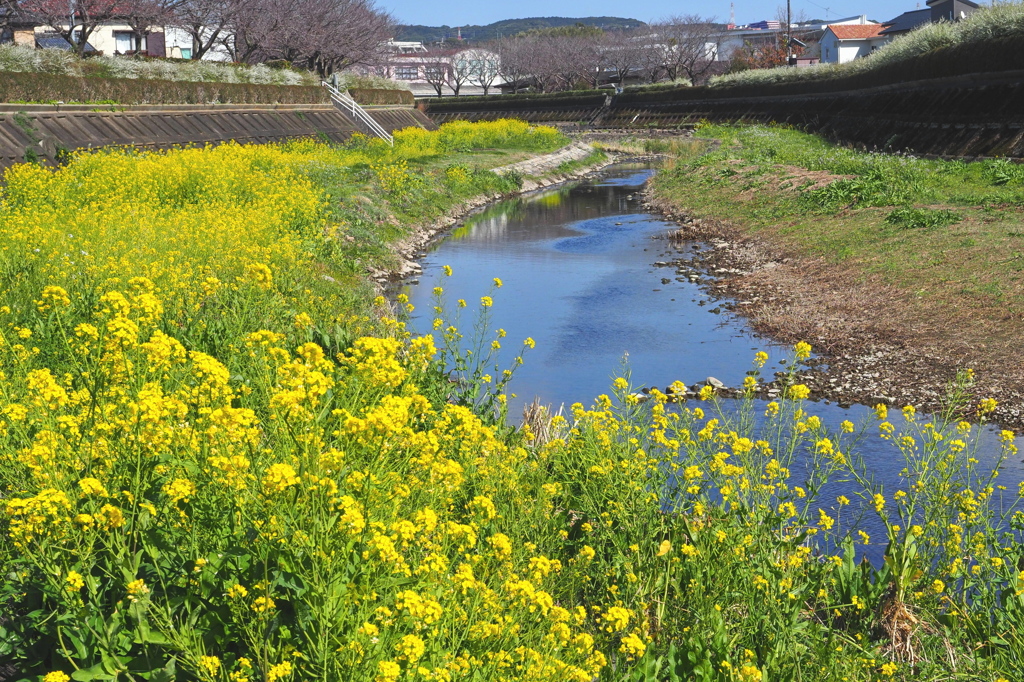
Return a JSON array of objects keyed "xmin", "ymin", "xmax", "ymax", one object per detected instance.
[
  {"xmin": 0, "ymin": 104, "xmax": 436, "ymax": 170},
  {"xmin": 420, "ymin": 71, "xmax": 1024, "ymax": 159},
  {"xmin": 366, "ymin": 107, "xmax": 438, "ymax": 133}
]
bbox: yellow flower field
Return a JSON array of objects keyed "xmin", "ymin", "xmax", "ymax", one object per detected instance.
[{"xmin": 0, "ymin": 121, "xmax": 1023, "ymax": 681}]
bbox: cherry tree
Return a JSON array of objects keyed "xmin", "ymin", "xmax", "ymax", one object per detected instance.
[
  {"xmin": 170, "ymin": 0, "xmax": 230, "ymax": 60},
  {"xmin": 219, "ymin": 0, "xmax": 392, "ymax": 76},
  {"xmin": 20, "ymin": 0, "xmax": 121, "ymax": 54},
  {"xmin": 652, "ymin": 15, "xmax": 721, "ymax": 84}
]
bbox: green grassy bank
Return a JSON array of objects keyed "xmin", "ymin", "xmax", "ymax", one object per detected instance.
[{"xmin": 651, "ymin": 125, "xmax": 1024, "ymax": 383}]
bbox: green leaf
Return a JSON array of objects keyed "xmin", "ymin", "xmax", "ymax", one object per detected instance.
[
  {"xmin": 62, "ymin": 628, "xmax": 89, "ymax": 660},
  {"xmin": 133, "ymin": 628, "xmax": 172, "ymax": 646},
  {"xmin": 71, "ymin": 663, "xmax": 116, "ymax": 681}
]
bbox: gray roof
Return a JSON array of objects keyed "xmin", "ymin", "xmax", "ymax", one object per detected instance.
[
  {"xmin": 880, "ymin": 8, "xmax": 932, "ymax": 35},
  {"xmin": 36, "ymin": 33, "xmax": 97, "ymax": 52}
]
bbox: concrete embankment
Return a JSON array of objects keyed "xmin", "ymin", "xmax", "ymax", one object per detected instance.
[
  {"xmin": 0, "ymin": 103, "xmax": 436, "ymax": 169},
  {"xmin": 420, "ymin": 69, "xmax": 1024, "ymax": 159}
]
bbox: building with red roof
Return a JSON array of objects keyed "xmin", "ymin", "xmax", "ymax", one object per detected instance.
[{"xmin": 820, "ymin": 23, "xmax": 887, "ymax": 64}]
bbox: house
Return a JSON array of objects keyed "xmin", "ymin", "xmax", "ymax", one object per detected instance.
[
  {"xmin": 714, "ymin": 15, "xmax": 876, "ymax": 63},
  {"xmin": 819, "ymin": 23, "xmax": 887, "ymax": 64},
  {"xmin": 878, "ymin": 9, "xmax": 931, "ymax": 39},
  {"xmin": 0, "ymin": 6, "xmax": 39, "ymax": 47},
  {"xmin": 378, "ymin": 46, "xmax": 503, "ymax": 97},
  {"xmin": 881, "ymin": 0, "xmax": 980, "ymax": 38},
  {"xmin": 925, "ymin": 0, "xmax": 980, "ymax": 23},
  {"xmin": 42, "ymin": 24, "xmax": 168, "ymax": 56}
]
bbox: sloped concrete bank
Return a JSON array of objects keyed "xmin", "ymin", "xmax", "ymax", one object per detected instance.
[
  {"xmin": 0, "ymin": 104, "xmax": 435, "ymax": 170},
  {"xmin": 421, "ymin": 69, "xmax": 1024, "ymax": 159},
  {"xmin": 376, "ymin": 141, "xmax": 617, "ymax": 284}
]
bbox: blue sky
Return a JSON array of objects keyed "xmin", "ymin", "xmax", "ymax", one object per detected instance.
[{"xmin": 387, "ymin": 0, "xmax": 938, "ymax": 28}]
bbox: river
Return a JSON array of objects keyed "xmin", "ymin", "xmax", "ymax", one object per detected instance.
[{"xmin": 401, "ymin": 163, "xmax": 1024, "ymax": 556}]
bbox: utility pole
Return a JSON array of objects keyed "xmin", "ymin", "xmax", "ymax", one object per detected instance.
[
  {"xmin": 786, "ymin": 0, "xmax": 792, "ymax": 64},
  {"xmin": 69, "ymin": 0, "xmax": 76, "ymax": 51}
]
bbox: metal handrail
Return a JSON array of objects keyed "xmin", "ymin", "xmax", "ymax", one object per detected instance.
[{"xmin": 322, "ymin": 81, "xmax": 394, "ymax": 146}]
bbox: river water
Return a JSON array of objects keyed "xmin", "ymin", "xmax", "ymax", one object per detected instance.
[{"xmin": 402, "ymin": 164, "xmax": 1024, "ymax": 553}]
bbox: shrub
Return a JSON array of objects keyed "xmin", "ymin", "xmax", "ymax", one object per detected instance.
[
  {"xmin": 349, "ymin": 88, "xmax": 415, "ymax": 106},
  {"xmin": 0, "ymin": 71, "xmax": 329, "ymax": 104},
  {"xmin": 0, "ymin": 44, "xmax": 319, "ymax": 86}
]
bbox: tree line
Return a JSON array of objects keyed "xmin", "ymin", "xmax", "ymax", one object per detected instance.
[
  {"xmin": 0, "ymin": 0, "xmax": 394, "ymax": 76},
  {"xmin": 398, "ymin": 18, "xmax": 722, "ymax": 96}
]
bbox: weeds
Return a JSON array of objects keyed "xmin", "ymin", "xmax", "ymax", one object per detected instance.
[{"xmin": 886, "ymin": 207, "xmax": 963, "ymax": 230}]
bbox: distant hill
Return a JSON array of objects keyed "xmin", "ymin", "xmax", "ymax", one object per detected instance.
[{"xmin": 395, "ymin": 16, "xmax": 645, "ymax": 45}]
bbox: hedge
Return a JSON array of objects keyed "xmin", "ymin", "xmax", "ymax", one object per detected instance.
[
  {"xmin": 0, "ymin": 71, "xmax": 330, "ymax": 105},
  {"xmin": 349, "ymin": 88, "xmax": 415, "ymax": 105},
  {"xmin": 421, "ymin": 90, "xmax": 606, "ymax": 113}
]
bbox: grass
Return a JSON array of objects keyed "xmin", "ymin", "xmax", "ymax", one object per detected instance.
[
  {"xmin": 655, "ymin": 124, "xmax": 1024, "ymax": 314},
  {"xmin": 550, "ymin": 150, "xmax": 609, "ymax": 176}
]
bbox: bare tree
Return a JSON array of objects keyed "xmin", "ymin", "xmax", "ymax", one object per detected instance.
[
  {"xmin": 305, "ymin": 0, "xmax": 392, "ymax": 76},
  {"xmin": 171, "ymin": 0, "xmax": 230, "ymax": 60},
  {"xmin": 421, "ymin": 52, "xmax": 452, "ymax": 96},
  {"xmin": 120, "ymin": 0, "xmax": 175, "ymax": 54},
  {"xmin": 448, "ymin": 49, "xmax": 476, "ymax": 96},
  {"xmin": 635, "ymin": 27, "xmax": 668, "ymax": 82},
  {"xmin": 463, "ymin": 47, "xmax": 501, "ymax": 95},
  {"xmin": 222, "ymin": 0, "xmax": 392, "ymax": 76},
  {"xmin": 653, "ymin": 15, "xmax": 721, "ymax": 85},
  {"xmin": 495, "ymin": 35, "xmax": 530, "ymax": 92},
  {"xmin": 601, "ymin": 29, "xmax": 648, "ymax": 87},
  {"xmin": 20, "ymin": 0, "xmax": 120, "ymax": 55},
  {"xmin": 1, "ymin": 0, "xmax": 21, "ymax": 41}
]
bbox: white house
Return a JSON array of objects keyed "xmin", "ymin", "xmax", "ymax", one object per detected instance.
[
  {"xmin": 714, "ymin": 14, "xmax": 876, "ymax": 62},
  {"xmin": 819, "ymin": 23, "xmax": 887, "ymax": 64}
]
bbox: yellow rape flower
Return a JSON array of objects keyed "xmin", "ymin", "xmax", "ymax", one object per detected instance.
[
  {"xmin": 619, "ymin": 632, "xmax": 646, "ymax": 660},
  {"xmin": 65, "ymin": 571, "xmax": 85, "ymax": 592},
  {"xmin": 126, "ymin": 579, "xmax": 149, "ymax": 602},
  {"xmin": 163, "ymin": 478, "xmax": 196, "ymax": 504},
  {"xmin": 253, "ymin": 596, "xmax": 276, "ymax": 613},
  {"xmin": 77, "ymin": 478, "xmax": 108, "ymax": 497},
  {"xmin": 37, "ymin": 285, "xmax": 71, "ymax": 312},
  {"xmin": 395, "ymin": 634, "xmax": 426, "ymax": 663},
  {"xmin": 376, "ymin": 661, "xmax": 401, "ymax": 682},
  {"xmin": 244, "ymin": 262, "xmax": 274, "ymax": 289},
  {"xmin": 199, "ymin": 656, "xmax": 221, "ymax": 678},
  {"xmin": 263, "ymin": 463, "xmax": 299, "ymax": 494},
  {"xmin": 266, "ymin": 661, "xmax": 292, "ymax": 682},
  {"xmin": 602, "ymin": 606, "xmax": 631, "ymax": 632}
]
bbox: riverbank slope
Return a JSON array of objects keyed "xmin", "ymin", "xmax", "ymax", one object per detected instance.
[{"xmin": 649, "ymin": 124, "xmax": 1024, "ymax": 428}]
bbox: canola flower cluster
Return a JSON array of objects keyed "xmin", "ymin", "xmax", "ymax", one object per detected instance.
[{"xmin": 2, "ymin": 121, "xmax": 1023, "ymax": 681}]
